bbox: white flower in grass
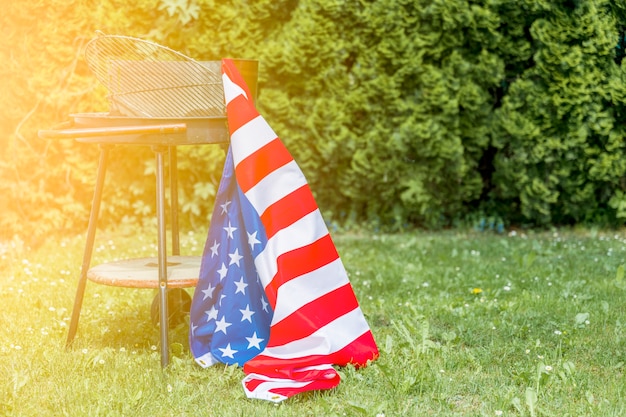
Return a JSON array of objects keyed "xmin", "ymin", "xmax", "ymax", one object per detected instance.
[
  {"xmin": 495, "ymin": 411, "xmax": 503, "ymax": 416},
  {"xmin": 544, "ymin": 365, "xmax": 553, "ymax": 372}
]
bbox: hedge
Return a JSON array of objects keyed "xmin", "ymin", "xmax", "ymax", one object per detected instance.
[{"xmin": 2, "ymin": 0, "xmax": 626, "ymax": 243}]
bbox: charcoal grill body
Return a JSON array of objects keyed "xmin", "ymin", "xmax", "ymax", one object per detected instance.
[{"xmin": 39, "ymin": 56, "xmax": 258, "ymax": 368}]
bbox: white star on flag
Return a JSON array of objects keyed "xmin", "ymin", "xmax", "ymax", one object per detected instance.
[
  {"xmin": 239, "ymin": 305, "xmax": 255, "ymax": 322},
  {"xmin": 234, "ymin": 277, "xmax": 248, "ymax": 295},
  {"xmin": 220, "ymin": 200, "xmax": 231, "ymax": 214},
  {"xmin": 223, "ymin": 222, "xmax": 237, "ymax": 239},
  {"xmin": 205, "ymin": 306, "xmax": 218, "ymax": 322},
  {"xmin": 219, "ymin": 343, "xmax": 237, "ymax": 359},
  {"xmin": 247, "ymin": 231, "xmax": 261, "ymax": 249},
  {"xmin": 214, "ymin": 316, "xmax": 232, "ymax": 334},
  {"xmin": 246, "ymin": 332, "xmax": 264, "ymax": 350},
  {"xmin": 201, "ymin": 283, "xmax": 215, "ymax": 301},
  {"xmin": 228, "ymin": 248, "xmax": 243, "ymax": 266},
  {"xmin": 210, "ymin": 240, "xmax": 220, "ymax": 257},
  {"xmin": 217, "ymin": 263, "xmax": 228, "ymax": 280}
]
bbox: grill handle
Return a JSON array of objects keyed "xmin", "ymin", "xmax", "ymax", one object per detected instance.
[{"xmin": 38, "ymin": 123, "xmax": 187, "ymax": 139}]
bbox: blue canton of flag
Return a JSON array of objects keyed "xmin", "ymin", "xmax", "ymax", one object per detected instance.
[{"xmin": 189, "ymin": 146, "xmax": 273, "ymax": 367}]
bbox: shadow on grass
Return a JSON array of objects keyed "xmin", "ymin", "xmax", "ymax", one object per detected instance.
[{"xmin": 76, "ymin": 293, "xmax": 192, "ymax": 354}]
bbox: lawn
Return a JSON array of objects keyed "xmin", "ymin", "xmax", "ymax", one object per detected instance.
[{"xmin": 1, "ymin": 227, "xmax": 625, "ymax": 416}]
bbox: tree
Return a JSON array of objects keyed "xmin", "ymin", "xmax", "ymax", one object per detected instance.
[
  {"xmin": 492, "ymin": 0, "xmax": 626, "ymax": 225},
  {"xmin": 252, "ymin": 0, "xmax": 506, "ymax": 229}
]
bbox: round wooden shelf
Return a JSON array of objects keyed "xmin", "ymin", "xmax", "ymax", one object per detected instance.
[{"xmin": 87, "ymin": 256, "xmax": 200, "ymax": 289}]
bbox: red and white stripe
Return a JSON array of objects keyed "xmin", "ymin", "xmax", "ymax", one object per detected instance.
[{"xmin": 222, "ymin": 59, "xmax": 378, "ymax": 402}]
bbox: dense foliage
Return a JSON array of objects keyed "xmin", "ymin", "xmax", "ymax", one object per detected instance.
[
  {"xmin": 492, "ymin": 0, "xmax": 626, "ymax": 226},
  {"xmin": 2, "ymin": 0, "xmax": 626, "ymax": 242}
]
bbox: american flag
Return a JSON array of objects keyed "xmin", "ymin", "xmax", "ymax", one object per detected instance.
[{"xmin": 189, "ymin": 59, "xmax": 378, "ymax": 402}]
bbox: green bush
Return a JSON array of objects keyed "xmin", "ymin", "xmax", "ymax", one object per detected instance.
[
  {"xmin": 491, "ymin": 0, "xmax": 626, "ymax": 226},
  {"xmin": 250, "ymin": 0, "xmax": 506, "ymax": 229},
  {"xmin": 3, "ymin": 0, "xmax": 626, "ymax": 241}
]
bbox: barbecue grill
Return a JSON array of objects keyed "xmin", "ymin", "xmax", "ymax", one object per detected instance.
[{"xmin": 38, "ymin": 34, "xmax": 258, "ymax": 367}]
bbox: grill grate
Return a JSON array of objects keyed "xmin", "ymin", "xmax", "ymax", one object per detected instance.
[{"xmin": 85, "ymin": 35, "xmax": 224, "ymax": 117}]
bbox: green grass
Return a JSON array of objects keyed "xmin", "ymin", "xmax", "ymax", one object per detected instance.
[{"xmin": 1, "ymin": 227, "xmax": 626, "ymax": 416}]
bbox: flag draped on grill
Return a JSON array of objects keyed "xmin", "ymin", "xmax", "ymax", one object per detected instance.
[{"xmin": 189, "ymin": 59, "xmax": 379, "ymax": 402}]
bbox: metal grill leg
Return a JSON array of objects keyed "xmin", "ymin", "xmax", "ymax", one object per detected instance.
[
  {"xmin": 154, "ymin": 146, "xmax": 170, "ymax": 367},
  {"xmin": 66, "ymin": 145, "xmax": 110, "ymax": 348},
  {"xmin": 169, "ymin": 146, "xmax": 180, "ymax": 256}
]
